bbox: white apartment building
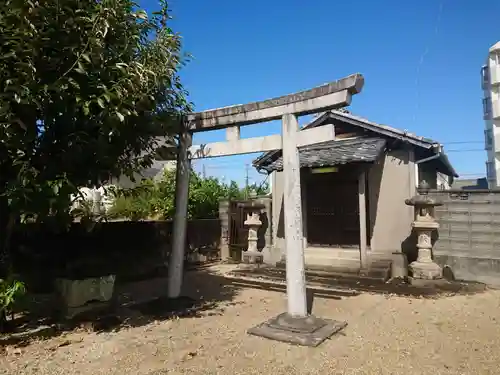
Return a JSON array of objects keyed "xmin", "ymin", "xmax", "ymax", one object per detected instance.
[{"xmin": 481, "ymin": 41, "xmax": 500, "ymax": 188}]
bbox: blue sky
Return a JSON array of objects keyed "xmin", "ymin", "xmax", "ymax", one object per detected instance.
[{"xmin": 142, "ymin": 0, "xmax": 500, "ymax": 186}]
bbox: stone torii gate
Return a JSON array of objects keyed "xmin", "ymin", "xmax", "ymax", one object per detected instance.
[{"xmin": 168, "ymin": 73, "xmax": 364, "ymax": 346}]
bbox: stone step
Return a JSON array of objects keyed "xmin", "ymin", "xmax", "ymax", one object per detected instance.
[
  {"xmin": 305, "ymin": 247, "xmax": 361, "ymax": 259},
  {"xmin": 225, "ymin": 265, "xmax": 487, "ymax": 298},
  {"xmin": 265, "ymin": 263, "xmax": 389, "ymax": 283},
  {"xmin": 224, "ymin": 272, "xmax": 360, "ymax": 297},
  {"xmin": 225, "ymin": 267, "xmax": 393, "ymax": 296},
  {"xmin": 303, "ymin": 256, "xmax": 361, "ymax": 270},
  {"xmin": 275, "ymin": 259, "xmax": 391, "ymax": 282}
]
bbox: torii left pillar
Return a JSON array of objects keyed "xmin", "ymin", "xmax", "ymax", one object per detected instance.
[{"xmin": 167, "ymin": 124, "xmax": 192, "ymax": 298}]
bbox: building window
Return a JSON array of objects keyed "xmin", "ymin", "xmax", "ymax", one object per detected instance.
[
  {"xmin": 482, "ymin": 66, "xmax": 490, "ymax": 89},
  {"xmin": 485, "ymin": 129, "xmax": 493, "ymax": 149},
  {"xmin": 483, "ymin": 97, "xmax": 492, "ymax": 117},
  {"xmin": 486, "ymin": 161, "xmax": 495, "ymax": 180}
]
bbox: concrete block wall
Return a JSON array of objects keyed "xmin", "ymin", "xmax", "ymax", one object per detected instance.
[
  {"xmin": 429, "ymin": 190, "xmax": 500, "ymax": 286},
  {"xmin": 218, "ymin": 200, "xmax": 231, "ymax": 261}
]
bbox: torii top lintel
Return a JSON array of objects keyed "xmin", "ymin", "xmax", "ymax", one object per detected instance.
[{"xmin": 186, "ymin": 73, "xmax": 364, "ymax": 132}]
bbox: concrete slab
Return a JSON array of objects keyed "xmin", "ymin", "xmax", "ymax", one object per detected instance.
[{"xmin": 247, "ymin": 312, "xmax": 347, "ymax": 347}]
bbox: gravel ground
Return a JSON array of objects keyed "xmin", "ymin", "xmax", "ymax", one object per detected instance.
[{"xmin": 1, "ymin": 265, "xmax": 500, "ymax": 375}]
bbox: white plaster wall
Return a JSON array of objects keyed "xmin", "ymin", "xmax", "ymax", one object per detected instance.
[
  {"xmin": 270, "ymin": 148, "xmax": 417, "ymax": 261},
  {"xmin": 270, "ymin": 169, "xmax": 309, "ymax": 264},
  {"xmin": 368, "ymin": 148, "xmax": 416, "ymax": 255},
  {"xmin": 271, "ymin": 170, "xmax": 286, "ymax": 261},
  {"xmin": 70, "ymin": 185, "xmax": 116, "ymax": 214},
  {"xmin": 109, "ymin": 160, "xmax": 177, "ymax": 189},
  {"xmin": 436, "ymin": 172, "xmax": 452, "ymax": 190}
]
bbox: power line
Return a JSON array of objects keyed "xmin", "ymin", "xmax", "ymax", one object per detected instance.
[
  {"xmin": 203, "ymin": 165, "xmax": 246, "ymax": 170},
  {"xmin": 255, "ymin": 174, "xmax": 269, "ymax": 194},
  {"xmin": 245, "ymin": 164, "xmax": 250, "ymax": 199},
  {"xmin": 446, "ymin": 149, "xmax": 485, "ymax": 152},
  {"xmin": 443, "ymin": 141, "xmax": 483, "ymax": 145}
]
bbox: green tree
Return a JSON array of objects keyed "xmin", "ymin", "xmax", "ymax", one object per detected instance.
[
  {"xmin": 0, "ymin": 0, "xmax": 189, "ymax": 323},
  {"xmin": 242, "ymin": 181, "xmax": 270, "ymax": 198},
  {"xmin": 108, "ymin": 169, "xmax": 252, "ymax": 221},
  {"xmin": 187, "ymin": 173, "xmax": 230, "ymax": 219}
]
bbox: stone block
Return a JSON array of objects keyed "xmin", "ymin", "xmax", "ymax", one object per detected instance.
[
  {"xmin": 242, "ymin": 251, "xmax": 264, "ymax": 264},
  {"xmin": 391, "ymin": 252, "xmax": 408, "ymax": 279},
  {"xmin": 409, "ymin": 261, "xmax": 442, "ymax": 280},
  {"xmin": 55, "ymin": 275, "xmax": 116, "ymax": 309}
]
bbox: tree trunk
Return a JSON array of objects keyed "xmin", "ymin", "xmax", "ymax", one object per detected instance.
[
  {"xmin": 0, "ymin": 197, "xmax": 15, "ymax": 333},
  {"xmin": 0, "ymin": 310, "xmax": 6, "ymax": 333}
]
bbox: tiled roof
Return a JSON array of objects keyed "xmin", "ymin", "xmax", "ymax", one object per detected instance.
[
  {"xmin": 257, "ymin": 137, "xmax": 386, "ymax": 173},
  {"xmin": 252, "ymin": 109, "xmax": 458, "ymax": 178}
]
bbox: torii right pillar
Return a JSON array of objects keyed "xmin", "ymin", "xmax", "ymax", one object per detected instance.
[{"xmin": 247, "ymin": 114, "xmax": 347, "ymax": 347}]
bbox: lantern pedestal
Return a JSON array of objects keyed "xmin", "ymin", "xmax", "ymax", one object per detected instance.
[
  {"xmin": 238, "ymin": 201, "xmax": 265, "ymax": 266},
  {"xmin": 408, "ymin": 221, "xmax": 442, "ymax": 280},
  {"xmin": 405, "ymin": 181, "xmax": 443, "ymax": 282}
]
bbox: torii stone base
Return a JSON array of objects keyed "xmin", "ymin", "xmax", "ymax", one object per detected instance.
[{"xmin": 247, "ymin": 313, "xmax": 347, "ymax": 347}]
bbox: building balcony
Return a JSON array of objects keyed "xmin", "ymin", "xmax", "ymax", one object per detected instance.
[
  {"xmin": 493, "ymin": 99, "xmax": 500, "ymax": 120},
  {"xmin": 490, "ymin": 41, "xmax": 500, "ymax": 54},
  {"xmin": 491, "ymin": 65, "xmax": 500, "ymax": 86},
  {"xmin": 495, "ymin": 132, "xmax": 500, "ymax": 152}
]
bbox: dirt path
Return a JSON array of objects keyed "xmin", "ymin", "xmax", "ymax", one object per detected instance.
[{"xmin": 2, "ymin": 266, "xmax": 500, "ymax": 375}]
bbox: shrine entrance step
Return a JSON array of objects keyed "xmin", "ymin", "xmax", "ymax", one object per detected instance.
[
  {"xmin": 275, "ymin": 259, "xmax": 392, "ymax": 281},
  {"xmin": 226, "ymin": 266, "xmax": 388, "ymax": 295},
  {"xmin": 225, "ymin": 266, "xmax": 487, "ymax": 298}
]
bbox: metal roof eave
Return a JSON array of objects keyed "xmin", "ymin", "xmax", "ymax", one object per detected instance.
[{"xmin": 438, "ymin": 152, "xmax": 459, "ymax": 178}]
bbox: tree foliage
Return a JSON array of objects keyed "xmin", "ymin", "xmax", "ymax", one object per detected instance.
[
  {"xmin": 0, "ymin": 277, "xmax": 25, "ymax": 330},
  {"xmin": 0, "ymin": 0, "xmax": 189, "ymax": 262},
  {"xmin": 108, "ymin": 169, "xmax": 270, "ymax": 221},
  {"xmin": 0, "ymin": 1, "xmax": 189, "ymax": 324},
  {"xmin": 0, "ymin": 0, "xmax": 189, "ymax": 222}
]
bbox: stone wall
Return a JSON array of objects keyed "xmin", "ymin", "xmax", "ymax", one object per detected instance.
[{"xmin": 11, "ymin": 219, "xmax": 220, "ymax": 293}]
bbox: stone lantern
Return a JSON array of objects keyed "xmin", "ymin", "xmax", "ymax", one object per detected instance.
[
  {"xmin": 238, "ymin": 201, "xmax": 265, "ymax": 265},
  {"xmin": 405, "ymin": 181, "xmax": 443, "ymax": 280}
]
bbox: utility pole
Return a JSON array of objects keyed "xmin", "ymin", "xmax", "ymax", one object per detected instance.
[
  {"xmin": 245, "ymin": 163, "xmax": 250, "ymax": 199},
  {"xmin": 202, "ymin": 164, "xmax": 206, "ymax": 178}
]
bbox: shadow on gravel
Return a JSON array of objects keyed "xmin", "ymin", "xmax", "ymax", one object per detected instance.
[
  {"xmin": 0, "ymin": 267, "xmax": 244, "ymax": 347},
  {"xmin": 1, "ymin": 265, "xmax": 488, "ymax": 348}
]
